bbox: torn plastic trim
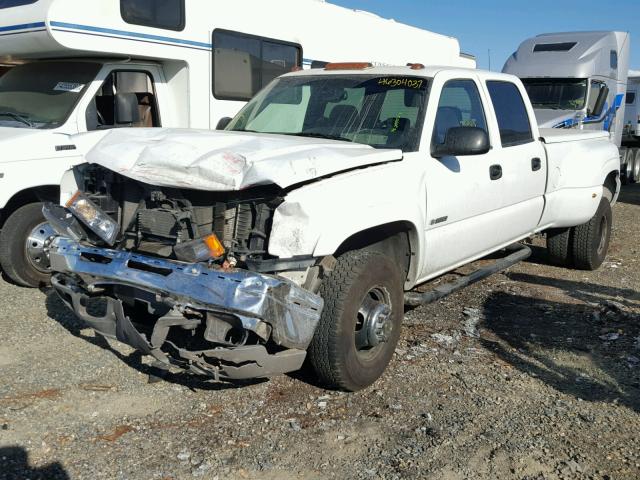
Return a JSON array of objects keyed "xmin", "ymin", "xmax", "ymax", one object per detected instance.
[
  {"xmin": 51, "ymin": 275, "xmax": 307, "ymax": 380},
  {"xmin": 49, "ymin": 236, "xmax": 324, "ymax": 350}
]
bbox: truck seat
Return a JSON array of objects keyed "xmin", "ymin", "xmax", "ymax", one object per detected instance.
[{"xmin": 134, "ymin": 92, "xmax": 156, "ymax": 128}]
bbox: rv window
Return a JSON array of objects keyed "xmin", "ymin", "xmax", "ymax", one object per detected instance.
[
  {"xmin": 627, "ymin": 92, "xmax": 636, "ymax": 105},
  {"xmin": 87, "ymin": 70, "xmax": 160, "ymax": 131},
  {"xmin": 486, "ymin": 81, "xmax": 533, "ymax": 147},
  {"xmin": 610, "ymin": 51, "xmax": 618, "ymax": 70},
  {"xmin": 213, "ymin": 30, "xmax": 302, "ymax": 101},
  {"xmin": 0, "ymin": 0, "xmax": 38, "ymax": 8},
  {"xmin": 121, "ymin": 0, "xmax": 184, "ymax": 31}
]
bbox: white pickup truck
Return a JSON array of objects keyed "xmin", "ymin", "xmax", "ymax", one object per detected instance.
[{"xmin": 46, "ymin": 64, "xmax": 620, "ymax": 391}]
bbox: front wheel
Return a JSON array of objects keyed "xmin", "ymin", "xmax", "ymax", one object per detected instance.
[
  {"xmin": 571, "ymin": 197, "xmax": 612, "ymax": 270},
  {"xmin": 0, "ymin": 202, "xmax": 55, "ymax": 287},
  {"xmin": 308, "ymin": 250, "xmax": 404, "ymax": 391}
]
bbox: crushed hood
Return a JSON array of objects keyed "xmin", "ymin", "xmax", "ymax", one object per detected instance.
[{"xmin": 85, "ymin": 128, "xmax": 403, "ymax": 191}]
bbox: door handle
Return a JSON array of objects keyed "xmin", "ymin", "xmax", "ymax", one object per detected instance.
[
  {"xmin": 489, "ymin": 164, "xmax": 502, "ymax": 180},
  {"xmin": 531, "ymin": 157, "xmax": 542, "ymax": 171}
]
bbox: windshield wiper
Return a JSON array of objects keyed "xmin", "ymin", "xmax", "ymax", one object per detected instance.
[
  {"xmin": 289, "ymin": 132, "xmax": 352, "ymax": 142},
  {"xmin": 0, "ymin": 111, "xmax": 34, "ymax": 127}
]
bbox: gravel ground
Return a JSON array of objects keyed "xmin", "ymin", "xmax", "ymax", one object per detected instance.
[{"xmin": 1, "ymin": 185, "xmax": 639, "ymax": 480}]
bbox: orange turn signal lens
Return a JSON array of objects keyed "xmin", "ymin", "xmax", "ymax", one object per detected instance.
[
  {"xmin": 203, "ymin": 233, "xmax": 226, "ymax": 259},
  {"xmin": 324, "ymin": 62, "xmax": 373, "ymax": 71}
]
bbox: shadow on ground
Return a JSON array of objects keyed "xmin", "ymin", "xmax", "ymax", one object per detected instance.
[
  {"xmin": 481, "ymin": 274, "xmax": 640, "ymax": 413},
  {"xmin": 618, "ymin": 182, "xmax": 640, "ymax": 206},
  {"xmin": 44, "ymin": 290, "xmax": 267, "ymax": 392},
  {"xmin": 0, "ymin": 446, "xmax": 69, "ymax": 480}
]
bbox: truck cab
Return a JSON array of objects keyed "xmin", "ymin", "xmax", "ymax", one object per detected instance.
[{"xmin": 503, "ymin": 31, "xmax": 630, "ymax": 147}]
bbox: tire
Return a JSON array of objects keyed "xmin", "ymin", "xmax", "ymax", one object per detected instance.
[
  {"xmin": 308, "ymin": 250, "xmax": 404, "ymax": 391},
  {"xmin": 633, "ymin": 149, "xmax": 640, "ymax": 184},
  {"xmin": 623, "ymin": 148, "xmax": 635, "ymax": 183},
  {"xmin": 546, "ymin": 227, "xmax": 573, "ymax": 266},
  {"xmin": 571, "ymin": 197, "xmax": 612, "ymax": 271},
  {"xmin": 0, "ymin": 202, "xmax": 54, "ymax": 287},
  {"xmin": 620, "ymin": 147, "xmax": 631, "ymax": 185}
]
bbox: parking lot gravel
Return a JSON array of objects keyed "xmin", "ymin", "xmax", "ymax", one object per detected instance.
[{"xmin": 1, "ymin": 185, "xmax": 639, "ymax": 480}]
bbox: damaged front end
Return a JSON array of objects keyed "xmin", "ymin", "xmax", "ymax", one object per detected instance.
[{"xmin": 47, "ymin": 165, "xmax": 324, "ymax": 380}]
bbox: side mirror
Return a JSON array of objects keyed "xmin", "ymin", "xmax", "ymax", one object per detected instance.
[
  {"xmin": 431, "ymin": 127, "xmax": 490, "ymax": 158},
  {"xmin": 216, "ymin": 117, "xmax": 232, "ymax": 130},
  {"xmin": 589, "ymin": 85, "xmax": 610, "ymax": 117},
  {"xmin": 114, "ymin": 93, "xmax": 140, "ymax": 125}
]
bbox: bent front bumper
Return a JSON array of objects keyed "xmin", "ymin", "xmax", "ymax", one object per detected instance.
[{"xmin": 49, "ymin": 237, "xmax": 323, "ymax": 379}]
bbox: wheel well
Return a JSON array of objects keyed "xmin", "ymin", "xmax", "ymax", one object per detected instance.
[
  {"xmin": 0, "ymin": 186, "xmax": 59, "ymax": 228},
  {"xmin": 334, "ymin": 221, "xmax": 415, "ymax": 282},
  {"xmin": 604, "ymin": 171, "xmax": 618, "ymax": 204}
]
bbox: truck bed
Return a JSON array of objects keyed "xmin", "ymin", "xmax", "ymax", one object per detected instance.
[{"xmin": 540, "ymin": 128, "xmax": 610, "ymax": 144}]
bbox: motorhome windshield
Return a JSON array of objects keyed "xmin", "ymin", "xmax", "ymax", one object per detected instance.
[
  {"xmin": 521, "ymin": 78, "xmax": 588, "ymax": 110},
  {"xmin": 227, "ymin": 75, "xmax": 430, "ymax": 152},
  {"xmin": 0, "ymin": 62, "xmax": 100, "ymax": 129}
]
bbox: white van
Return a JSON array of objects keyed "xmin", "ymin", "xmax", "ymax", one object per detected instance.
[{"xmin": 0, "ymin": 0, "xmax": 475, "ymax": 287}]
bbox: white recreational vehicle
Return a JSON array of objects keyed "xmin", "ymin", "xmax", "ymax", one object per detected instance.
[{"xmin": 0, "ymin": 0, "xmax": 475, "ymax": 288}]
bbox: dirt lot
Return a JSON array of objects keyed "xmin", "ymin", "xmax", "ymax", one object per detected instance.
[{"xmin": 1, "ymin": 185, "xmax": 639, "ymax": 480}]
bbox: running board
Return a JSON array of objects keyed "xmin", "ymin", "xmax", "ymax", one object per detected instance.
[{"xmin": 404, "ymin": 243, "xmax": 532, "ymax": 307}]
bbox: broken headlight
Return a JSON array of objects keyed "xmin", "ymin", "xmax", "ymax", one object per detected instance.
[{"xmin": 66, "ymin": 191, "xmax": 119, "ymax": 245}]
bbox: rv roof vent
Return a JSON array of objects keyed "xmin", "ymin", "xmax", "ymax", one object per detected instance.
[{"xmin": 533, "ymin": 42, "xmax": 577, "ymax": 53}]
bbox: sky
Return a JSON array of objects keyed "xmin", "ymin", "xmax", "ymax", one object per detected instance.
[{"xmin": 330, "ymin": 0, "xmax": 640, "ymax": 71}]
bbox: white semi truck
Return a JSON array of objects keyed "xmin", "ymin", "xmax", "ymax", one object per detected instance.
[
  {"xmin": 47, "ymin": 63, "xmax": 620, "ymax": 390},
  {"xmin": 0, "ymin": 0, "xmax": 474, "ymax": 288},
  {"xmin": 502, "ymin": 31, "xmax": 639, "ymax": 180}
]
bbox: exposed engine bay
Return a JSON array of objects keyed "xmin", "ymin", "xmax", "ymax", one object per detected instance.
[
  {"xmin": 47, "ymin": 164, "xmax": 326, "ymax": 380},
  {"xmin": 77, "ymin": 164, "xmax": 284, "ymax": 267}
]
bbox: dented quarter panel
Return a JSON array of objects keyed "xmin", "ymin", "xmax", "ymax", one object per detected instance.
[{"xmin": 268, "ymin": 153, "xmax": 427, "ymax": 288}]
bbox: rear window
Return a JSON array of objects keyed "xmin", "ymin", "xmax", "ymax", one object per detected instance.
[
  {"xmin": 121, "ymin": 0, "xmax": 185, "ymax": 31},
  {"xmin": 486, "ymin": 81, "xmax": 534, "ymax": 147},
  {"xmin": 0, "ymin": 0, "xmax": 37, "ymax": 7}
]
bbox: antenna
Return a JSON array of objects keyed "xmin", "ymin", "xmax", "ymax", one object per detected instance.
[{"xmin": 488, "ymin": 49, "xmax": 492, "ymax": 71}]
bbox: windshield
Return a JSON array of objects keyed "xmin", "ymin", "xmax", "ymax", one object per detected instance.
[
  {"xmin": 227, "ymin": 74, "xmax": 430, "ymax": 152},
  {"xmin": 0, "ymin": 62, "xmax": 101, "ymax": 129},
  {"xmin": 522, "ymin": 78, "xmax": 588, "ymax": 110}
]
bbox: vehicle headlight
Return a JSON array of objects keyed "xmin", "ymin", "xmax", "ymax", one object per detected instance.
[{"xmin": 66, "ymin": 191, "xmax": 119, "ymax": 245}]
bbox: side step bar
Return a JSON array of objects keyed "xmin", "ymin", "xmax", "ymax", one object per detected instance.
[{"xmin": 404, "ymin": 243, "xmax": 532, "ymax": 307}]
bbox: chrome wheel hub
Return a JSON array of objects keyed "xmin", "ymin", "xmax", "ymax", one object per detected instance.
[
  {"xmin": 355, "ymin": 287, "xmax": 392, "ymax": 350},
  {"xmin": 25, "ymin": 222, "xmax": 57, "ymax": 273}
]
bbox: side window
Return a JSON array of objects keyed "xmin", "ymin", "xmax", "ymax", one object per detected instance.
[
  {"xmin": 86, "ymin": 71, "xmax": 160, "ymax": 131},
  {"xmin": 610, "ymin": 50, "xmax": 618, "ymax": 70},
  {"xmin": 586, "ymin": 80, "xmax": 607, "ymax": 116},
  {"xmin": 213, "ymin": 30, "xmax": 301, "ymax": 101},
  {"xmin": 121, "ymin": 0, "xmax": 185, "ymax": 31},
  {"xmin": 486, "ymin": 81, "xmax": 533, "ymax": 147},
  {"xmin": 432, "ymin": 79, "xmax": 488, "ymax": 145},
  {"xmin": 627, "ymin": 91, "xmax": 636, "ymax": 105}
]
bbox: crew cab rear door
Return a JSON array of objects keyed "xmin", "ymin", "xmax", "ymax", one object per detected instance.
[{"xmin": 481, "ymin": 79, "xmax": 547, "ymax": 235}]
